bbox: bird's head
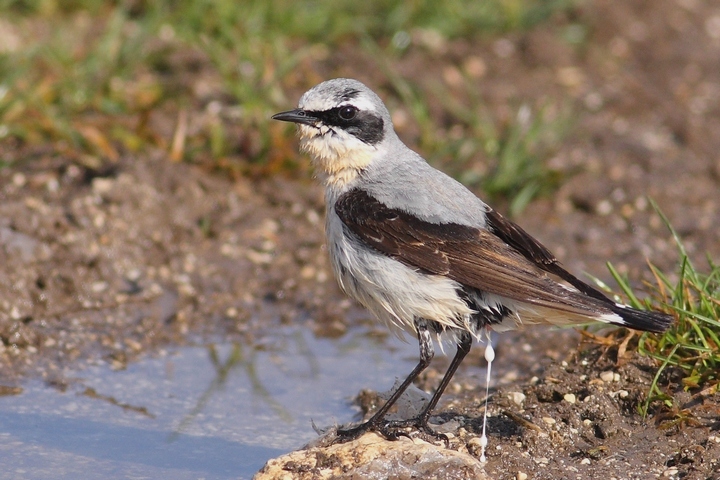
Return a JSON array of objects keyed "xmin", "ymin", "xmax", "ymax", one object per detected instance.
[{"xmin": 272, "ymin": 78, "xmax": 394, "ymax": 187}]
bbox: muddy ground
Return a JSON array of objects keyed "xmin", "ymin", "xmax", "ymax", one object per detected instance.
[{"xmin": 1, "ymin": 0, "xmax": 719, "ymax": 478}]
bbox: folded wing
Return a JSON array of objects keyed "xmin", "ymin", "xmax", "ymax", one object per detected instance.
[{"xmin": 335, "ymin": 188, "xmax": 672, "ymax": 332}]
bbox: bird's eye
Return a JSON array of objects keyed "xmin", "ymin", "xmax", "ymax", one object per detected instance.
[{"xmin": 338, "ymin": 106, "xmax": 357, "ymax": 120}]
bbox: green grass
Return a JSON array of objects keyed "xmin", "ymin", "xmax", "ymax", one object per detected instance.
[
  {"xmin": 478, "ymin": 102, "xmax": 569, "ymax": 217},
  {"xmin": 432, "ymin": 85, "xmax": 572, "ymax": 216},
  {"xmin": 1, "ymin": 0, "xmax": 578, "ymax": 204},
  {"xmin": 605, "ymin": 201, "xmax": 720, "ymax": 415},
  {"xmin": 0, "ymin": 0, "xmax": 562, "ymax": 38}
]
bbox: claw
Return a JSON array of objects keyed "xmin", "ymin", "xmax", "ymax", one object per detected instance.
[
  {"xmin": 377, "ymin": 421, "xmax": 413, "ymax": 441},
  {"xmin": 333, "ymin": 416, "xmax": 449, "ymax": 446},
  {"xmin": 418, "ymin": 425, "xmax": 449, "ymax": 446}
]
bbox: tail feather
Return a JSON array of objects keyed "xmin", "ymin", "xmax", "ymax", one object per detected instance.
[{"xmin": 610, "ymin": 303, "xmax": 673, "ymax": 333}]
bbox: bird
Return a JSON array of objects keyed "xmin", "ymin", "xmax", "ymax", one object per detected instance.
[{"xmin": 271, "ymin": 78, "xmax": 673, "ymax": 443}]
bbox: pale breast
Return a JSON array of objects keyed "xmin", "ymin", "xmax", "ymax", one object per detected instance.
[{"xmin": 324, "ymin": 208, "xmax": 474, "ymax": 336}]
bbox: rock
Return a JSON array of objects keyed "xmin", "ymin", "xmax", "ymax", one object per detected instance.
[
  {"xmin": 0, "ymin": 227, "xmax": 51, "ymax": 262},
  {"xmin": 508, "ymin": 391, "xmax": 526, "ymax": 406},
  {"xmin": 254, "ymin": 432, "xmax": 489, "ymax": 480},
  {"xmin": 542, "ymin": 417, "xmax": 556, "ymax": 425}
]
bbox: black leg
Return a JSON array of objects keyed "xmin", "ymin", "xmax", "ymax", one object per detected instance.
[
  {"xmin": 335, "ymin": 320, "xmax": 434, "ymax": 442},
  {"xmin": 415, "ymin": 331, "xmax": 472, "ymax": 428},
  {"xmin": 371, "ymin": 331, "xmax": 472, "ymax": 441}
]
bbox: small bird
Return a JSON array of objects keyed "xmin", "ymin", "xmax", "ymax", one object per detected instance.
[{"xmin": 272, "ymin": 78, "xmax": 673, "ymax": 442}]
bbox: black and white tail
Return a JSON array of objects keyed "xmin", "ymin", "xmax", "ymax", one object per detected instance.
[{"xmin": 609, "ymin": 303, "xmax": 673, "ymax": 333}]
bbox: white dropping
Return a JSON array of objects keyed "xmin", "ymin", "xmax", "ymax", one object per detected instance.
[{"xmin": 480, "ymin": 334, "xmax": 494, "ymax": 463}]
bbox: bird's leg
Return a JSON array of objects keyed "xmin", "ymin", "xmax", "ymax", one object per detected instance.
[
  {"xmin": 416, "ymin": 331, "xmax": 472, "ymax": 429},
  {"xmin": 335, "ymin": 320, "xmax": 434, "ymax": 442},
  {"xmin": 388, "ymin": 331, "xmax": 472, "ymax": 441}
]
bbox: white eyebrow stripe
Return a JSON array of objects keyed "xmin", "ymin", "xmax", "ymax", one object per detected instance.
[{"xmin": 339, "ymin": 97, "xmax": 375, "ymax": 111}]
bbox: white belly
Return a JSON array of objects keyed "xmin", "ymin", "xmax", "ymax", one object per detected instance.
[{"xmin": 325, "ymin": 211, "xmax": 475, "ymax": 338}]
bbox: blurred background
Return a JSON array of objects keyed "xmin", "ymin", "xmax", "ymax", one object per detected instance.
[
  {"xmin": 0, "ymin": 0, "xmax": 719, "ymax": 478},
  {"xmin": 2, "ymin": 0, "xmax": 719, "ymax": 216}
]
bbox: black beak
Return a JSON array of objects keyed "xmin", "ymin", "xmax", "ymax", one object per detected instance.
[{"xmin": 271, "ymin": 108, "xmax": 318, "ymax": 126}]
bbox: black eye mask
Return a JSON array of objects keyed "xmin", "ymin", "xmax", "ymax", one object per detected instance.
[{"xmin": 307, "ymin": 107, "xmax": 385, "ymax": 145}]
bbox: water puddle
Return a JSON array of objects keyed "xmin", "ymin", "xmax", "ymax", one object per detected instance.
[{"xmin": 0, "ymin": 327, "xmax": 420, "ymax": 480}]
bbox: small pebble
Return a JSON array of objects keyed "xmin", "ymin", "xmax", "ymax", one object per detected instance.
[
  {"xmin": 300, "ymin": 265, "xmax": 316, "ymax": 279},
  {"xmin": 542, "ymin": 417, "xmax": 556, "ymax": 425},
  {"xmin": 517, "ymin": 472, "xmax": 528, "ymax": 480},
  {"xmin": 126, "ymin": 268, "xmax": 142, "ymax": 281},
  {"xmin": 583, "ymin": 419, "xmax": 593, "ymax": 426},
  {"xmin": 306, "ymin": 209, "xmax": 321, "ymax": 225},
  {"xmin": 600, "ymin": 371, "xmax": 615, "ymax": 382},
  {"xmin": 508, "ymin": 392, "xmax": 526, "ymax": 406},
  {"xmin": 12, "ymin": 172, "xmax": 27, "ymax": 187},
  {"xmin": 581, "ymin": 458, "xmax": 591, "ymax": 465},
  {"xmin": 564, "ymin": 393, "xmax": 576, "ymax": 404},
  {"xmin": 597, "ymin": 199, "xmax": 613, "ymax": 215}
]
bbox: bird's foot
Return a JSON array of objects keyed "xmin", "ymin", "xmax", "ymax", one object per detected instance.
[
  {"xmin": 334, "ymin": 420, "xmax": 378, "ymax": 443},
  {"xmin": 381, "ymin": 417, "xmax": 449, "ymax": 445},
  {"xmin": 334, "ymin": 416, "xmax": 448, "ymax": 446}
]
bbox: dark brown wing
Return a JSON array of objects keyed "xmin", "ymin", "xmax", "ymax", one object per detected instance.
[
  {"xmin": 334, "ymin": 188, "xmax": 613, "ymax": 316},
  {"xmin": 484, "ymin": 208, "xmax": 613, "ymax": 303}
]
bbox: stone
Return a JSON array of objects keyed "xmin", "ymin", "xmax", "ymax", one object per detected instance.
[{"xmin": 254, "ymin": 432, "xmax": 489, "ymax": 480}]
